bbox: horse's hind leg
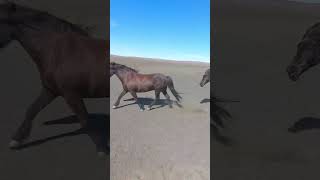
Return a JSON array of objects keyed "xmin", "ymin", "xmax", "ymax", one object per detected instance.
[
  {"xmin": 147, "ymin": 90, "xmax": 160, "ymax": 111},
  {"xmin": 63, "ymin": 94, "xmax": 89, "ymax": 128},
  {"xmin": 130, "ymin": 92, "xmax": 144, "ymax": 111},
  {"xmin": 64, "ymin": 94, "xmax": 108, "ymax": 155},
  {"xmin": 10, "ymin": 88, "xmax": 56, "ymax": 149},
  {"xmin": 163, "ymin": 90, "xmax": 172, "ymax": 108},
  {"xmin": 113, "ymin": 90, "xmax": 127, "ymax": 109}
]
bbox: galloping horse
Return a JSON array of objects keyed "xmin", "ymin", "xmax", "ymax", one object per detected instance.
[
  {"xmin": 0, "ymin": 3, "xmax": 108, "ymax": 151},
  {"xmin": 200, "ymin": 67, "xmax": 232, "ymax": 144},
  {"xmin": 110, "ymin": 62, "xmax": 181, "ymax": 111}
]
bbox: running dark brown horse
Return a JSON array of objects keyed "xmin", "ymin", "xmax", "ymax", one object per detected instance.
[
  {"xmin": 110, "ymin": 62, "xmax": 181, "ymax": 111},
  {"xmin": 201, "ymin": 67, "xmax": 233, "ymax": 145},
  {"xmin": 0, "ymin": 3, "xmax": 108, "ymax": 151}
]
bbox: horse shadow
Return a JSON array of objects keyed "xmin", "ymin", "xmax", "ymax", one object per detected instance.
[
  {"xmin": 288, "ymin": 117, "xmax": 320, "ymax": 133},
  {"xmin": 14, "ymin": 113, "xmax": 109, "ymax": 156},
  {"xmin": 115, "ymin": 97, "xmax": 182, "ymax": 110},
  {"xmin": 203, "ymin": 96, "xmax": 240, "ymax": 104},
  {"xmin": 200, "ymin": 98, "xmax": 210, "ymax": 104}
]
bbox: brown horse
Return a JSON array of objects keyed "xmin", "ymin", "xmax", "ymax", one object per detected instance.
[
  {"xmin": 0, "ymin": 3, "xmax": 108, "ymax": 151},
  {"xmin": 110, "ymin": 62, "xmax": 181, "ymax": 111}
]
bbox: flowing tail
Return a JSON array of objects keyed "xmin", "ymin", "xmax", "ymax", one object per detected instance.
[
  {"xmin": 167, "ymin": 76, "xmax": 182, "ymax": 102},
  {"xmin": 211, "ymin": 124, "xmax": 232, "ymax": 145},
  {"xmin": 211, "ymin": 94, "xmax": 232, "ymax": 145},
  {"xmin": 211, "ymin": 102, "xmax": 231, "ymax": 128}
]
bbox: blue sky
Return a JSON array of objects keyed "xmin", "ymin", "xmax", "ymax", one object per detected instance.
[{"xmin": 110, "ymin": 0, "xmax": 210, "ymax": 62}]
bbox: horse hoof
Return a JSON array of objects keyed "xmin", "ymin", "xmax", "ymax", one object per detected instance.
[
  {"xmin": 112, "ymin": 105, "xmax": 117, "ymax": 109},
  {"xmin": 9, "ymin": 140, "xmax": 22, "ymax": 149}
]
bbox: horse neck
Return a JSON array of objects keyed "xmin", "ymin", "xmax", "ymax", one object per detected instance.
[
  {"xmin": 37, "ymin": 17, "xmax": 89, "ymax": 36},
  {"xmin": 115, "ymin": 69, "xmax": 135, "ymax": 83},
  {"xmin": 14, "ymin": 27, "xmax": 52, "ymax": 71}
]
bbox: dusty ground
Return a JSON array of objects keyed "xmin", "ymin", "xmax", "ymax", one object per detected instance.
[
  {"xmin": 110, "ymin": 55, "xmax": 210, "ymax": 180},
  {"xmin": 213, "ymin": 0, "xmax": 320, "ymax": 179},
  {"xmin": 0, "ymin": 0, "xmax": 108, "ymax": 179}
]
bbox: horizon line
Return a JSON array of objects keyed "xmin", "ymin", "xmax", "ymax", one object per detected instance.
[{"xmin": 110, "ymin": 53, "xmax": 210, "ymax": 63}]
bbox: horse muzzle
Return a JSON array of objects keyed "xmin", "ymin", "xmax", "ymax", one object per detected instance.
[
  {"xmin": 287, "ymin": 66, "xmax": 300, "ymax": 81},
  {"xmin": 200, "ymin": 80, "xmax": 209, "ymax": 87}
]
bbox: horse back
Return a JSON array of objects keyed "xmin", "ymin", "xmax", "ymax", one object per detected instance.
[{"xmin": 46, "ymin": 32, "xmax": 109, "ymax": 97}]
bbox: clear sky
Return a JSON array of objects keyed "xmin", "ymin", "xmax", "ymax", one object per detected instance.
[{"xmin": 110, "ymin": 0, "xmax": 210, "ymax": 62}]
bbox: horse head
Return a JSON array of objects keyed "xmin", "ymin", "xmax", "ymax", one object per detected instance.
[
  {"xmin": 287, "ymin": 38, "xmax": 320, "ymax": 81},
  {"xmin": 109, "ymin": 62, "xmax": 117, "ymax": 77},
  {"xmin": 200, "ymin": 68, "xmax": 210, "ymax": 87}
]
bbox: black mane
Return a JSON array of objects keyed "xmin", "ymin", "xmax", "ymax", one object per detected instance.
[
  {"xmin": 110, "ymin": 62, "xmax": 138, "ymax": 73},
  {"xmin": 32, "ymin": 11, "xmax": 92, "ymax": 36},
  {"xmin": 302, "ymin": 22, "xmax": 320, "ymax": 40},
  {"xmin": 5, "ymin": 2, "xmax": 92, "ymax": 36}
]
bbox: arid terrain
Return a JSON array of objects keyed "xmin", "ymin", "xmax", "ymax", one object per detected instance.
[{"xmin": 110, "ymin": 55, "xmax": 210, "ymax": 180}]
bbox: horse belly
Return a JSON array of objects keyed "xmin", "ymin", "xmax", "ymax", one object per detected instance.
[
  {"xmin": 72, "ymin": 82, "xmax": 108, "ymax": 98},
  {"xmin": 130, "ymin": 81, "xmax": 154, "ymax": 92},
  {"xmin": 53, "ymin": 67, "xmax": 108, "ymax": 98},
  {"xmin": 84, "ymin": 75, "xmax": 109, "ymax": 98}
]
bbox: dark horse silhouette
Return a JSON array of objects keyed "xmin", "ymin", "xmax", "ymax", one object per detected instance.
[
  {"xmin": 0, "ymin": 3, "xmax": 108, "ymax": 154},
  {"xmin": 286, "ymin": 22, "xmax": 320, "ymax": 135},
  {"xmin": 211, "ymin": 97, "xmax": 232, "ymax": 145},
  {"xmin": 200, "ymin": 68, "xmax": 210, "ymax": 87},
  {"xmin": 199, "ymin": 68, "xmax": 233, "ymax": 145},
  {"xmin": 287, "ymin": 22, "xmax": 320, "ymax": 81},
  {"xmin": 110, "ymin": 62, "xmax": 181, "ymax": 111}
]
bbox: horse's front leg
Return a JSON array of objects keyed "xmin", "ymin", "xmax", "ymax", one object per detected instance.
[
  {"xmin": 113, "ymin": 89, "xmax": 127, "ymax": 109},
  {"xmin": 10, "ymin": 88, "xmax": 56, "ymax": 148},
  {"xmin": 130, "ymin": 92, "xmax": 144, "ymax": 111},
  {"xmin": 147, "ymin": 90, "xmax": 160, "ymax": 110}
]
